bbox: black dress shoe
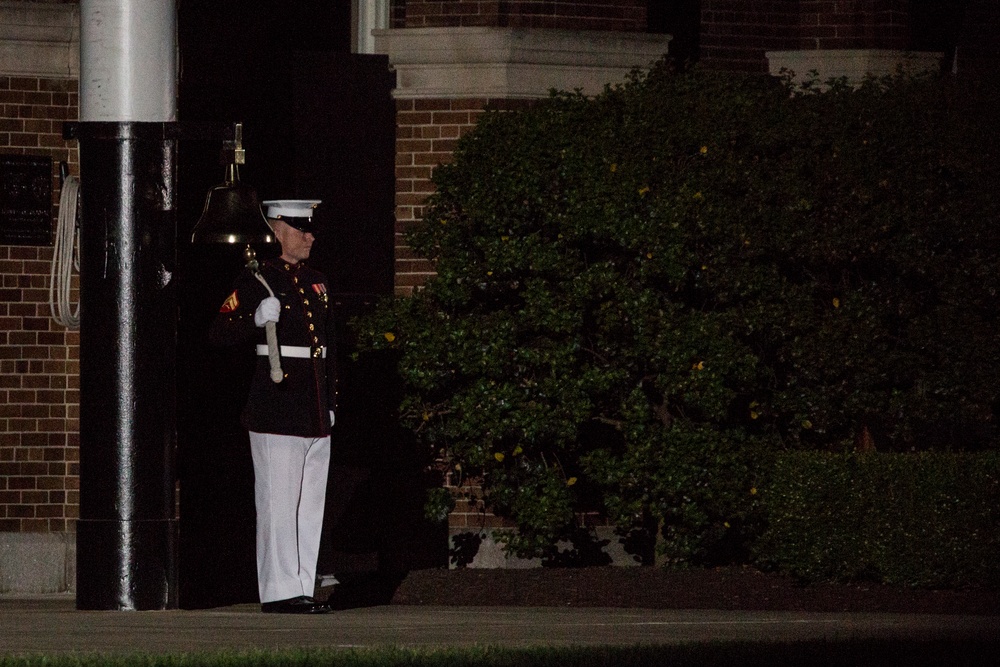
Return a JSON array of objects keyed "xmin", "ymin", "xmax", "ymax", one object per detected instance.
[{"xmin": 261, "ymin": 596, "xmax": 332, "ymax": 614}]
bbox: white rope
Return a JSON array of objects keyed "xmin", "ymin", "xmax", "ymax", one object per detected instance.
[
  {"xmin": 49, "ymin": 175, "xmax": 81, "ymax": 329},
  {"xmin": 253, "ymin": 271, "xmax": 284, "ymax": 383}
]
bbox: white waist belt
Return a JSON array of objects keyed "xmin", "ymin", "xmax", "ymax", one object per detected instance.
[{"xmin": 257, "ymin": 344, "xmax": 326, "ymax": 358}]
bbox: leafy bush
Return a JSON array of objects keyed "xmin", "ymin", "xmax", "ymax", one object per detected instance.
[
  {"xmin": 355, "ymin": 62, "xmax": 1000, "ymax": 563},
  {"xmin": 755, "ymin": 451, "xmax": 1000, "ymax": 588}
]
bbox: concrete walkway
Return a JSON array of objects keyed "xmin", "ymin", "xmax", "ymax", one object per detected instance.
[{"xmin": 2, "ymin": 595, "xmax": 998, "ymax": 657}]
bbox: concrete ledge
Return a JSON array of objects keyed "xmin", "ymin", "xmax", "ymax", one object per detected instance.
[
  {"xmin": 374, "ymin": 27, "xmax": 672, "ymax": 99},
  {"xmin": 766, "ymin": 49, "xmax": 942, "ymax": 86},
  {"xmin": 0, "ymin": 532, "xmax": 75, "ymax": 594},
  {"xmin": 449, "ymin": 527, "xmax": 646, "ymax": 569},
  {"xmin": 0, "ymin": 1, "xmax": 79, "ymax": 78}
]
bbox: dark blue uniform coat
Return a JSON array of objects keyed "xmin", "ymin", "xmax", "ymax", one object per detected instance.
[{"xmin": 210, "ymin": 258, "xmax": 338, "ymax": 438}]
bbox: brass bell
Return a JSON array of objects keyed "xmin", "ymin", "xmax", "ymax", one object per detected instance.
[{"xmin": 190, "ymin": 123, "xmax": 275, "ymax": 245}]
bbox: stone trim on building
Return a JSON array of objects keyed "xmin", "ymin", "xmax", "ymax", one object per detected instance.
[
  {"xmin": 0, "ymin": 531, "xmax": 75, "ymax": 594},
  {"xmin": 0, "ymin": 1, "xmax": 79, "ymax": 79},
  {"xmin": 766, "ymin": 49, "xmax": 943, "ymax": 85},
  {"xmin": 374, "ymin": 26, "xmax": 671, "ymax": 99}
]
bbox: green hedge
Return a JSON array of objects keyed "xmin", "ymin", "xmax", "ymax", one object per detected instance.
[
  {"xmin": 755, "ymin": 451, "xmax": 1000, "ymax": 588},
  {"xmin": 356, "ymin": 61, "xmax": 1000, "ymax": 565}
]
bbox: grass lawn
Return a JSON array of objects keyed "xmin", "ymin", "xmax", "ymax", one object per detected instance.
[{"xmin": 2, "ymin": 639, "xmax": 998, "ymax": 667}]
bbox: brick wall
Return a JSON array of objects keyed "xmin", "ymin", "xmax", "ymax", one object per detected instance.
[
  {"xmin": 445, "ymin": 477, "xmax": 607, "ymax": 533},
  {"xmin": 392, "ymin": 0, "xmax": 647, "ymax": 31},
  {"xmin": 390, "ymin": 0, "xmax": 407, "ymax": 28},
  {"xmin": 446, "ymin": 478, "xmax": 512, "ymax": 531},
  {"xmin": 393, "ymin": 97, "xmax": 533, "ymax": 295},
  {"xmin": 0, "ymin": 75, "xmax": 80, "ymax": 533},
  {"xmin": 700, "ymin": 0, "xmax": 801, "ymax": 73},
  {"xmin": 799, "ymin": 0, "xmax": 908, "ymax": 50},
  {"xmin": 701, "ymin": 0, "xmax": 915, "ymax": 73}
]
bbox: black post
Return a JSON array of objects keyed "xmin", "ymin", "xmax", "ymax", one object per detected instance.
[{"xmin": 72, "ymin": 121, "xmax": 179, "ymax": 611}]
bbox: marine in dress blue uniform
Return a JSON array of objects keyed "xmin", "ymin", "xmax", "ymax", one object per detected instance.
[{"xmin": 209, "ymin": 200, "xmax": 337, "ymax": 614}]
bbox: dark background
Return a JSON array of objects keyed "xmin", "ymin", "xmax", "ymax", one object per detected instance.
[
  {"xmin": 174, "ymin": 0, "xmax": 445, "ymax": 609},
  {"xmin": 171, "ymin": 0, "xmax": 976, "ymax": 609}
]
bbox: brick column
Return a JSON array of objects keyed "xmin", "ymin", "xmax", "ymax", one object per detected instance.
[
  {"xmin": 375, "ymin": 23, "xmax": 670, "ymax": 562},
  {"xmin": 377, "ymin": 26, "xmax": 672, "ymax": 293},
  {"xmin": 0, "ymin": 0, "xmax": 81, "ymax": 593},
  {"xmin": 766, "ymin": 1, "xmax": 940, "ymax": 85},
  {"xmin": 0, "ymin": 76, "xmax": 80, "ymax": 539},
  {"xmin": 700, "ymin": 0, "xmax": 800, "ymax": 73},
  {"xmin": 394, "ymin": 97, "xmax": 532, "ymax": 295}
]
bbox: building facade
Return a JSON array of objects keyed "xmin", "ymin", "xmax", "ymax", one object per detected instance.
[
  {"xmin": 1, "ymin": 0, "xmax": 996, "ymax": 592},
  {"xmin": 0, "ymin": 0, "xmax": 80, "ymax": 594}
]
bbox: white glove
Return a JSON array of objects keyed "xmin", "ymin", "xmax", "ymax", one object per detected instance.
[
  {"xmin": 329, "ymin": 410, "xmax": 336, "ymax": 427},
  {"xmin": 254, "ymin": 297, "xmax": 281, "ymax": 327}
]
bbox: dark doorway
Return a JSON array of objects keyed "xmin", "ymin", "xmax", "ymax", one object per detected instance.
[
  {"xmin": 648, "ymin": 0, "xmax": 701, "ymax": 65},
  {"xmin": 175, "ymin": 2, "xmax": 439, "ymax": 610}
]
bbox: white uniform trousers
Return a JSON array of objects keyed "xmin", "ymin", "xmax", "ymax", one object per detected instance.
[{"xmin": 249, "ymin": 431, "xmax": 331, "ymax": 603}]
